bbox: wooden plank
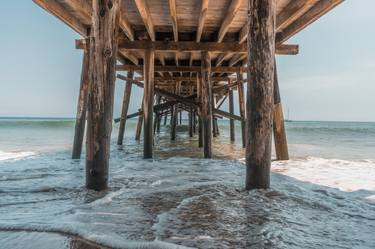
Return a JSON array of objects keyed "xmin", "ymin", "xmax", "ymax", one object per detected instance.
[
  {"xmin": 246, "ymin": 0, "xmax": 275, "ymax": 190},
  {"xmin": 72, "ymin": 47, "xmax": 90, "ymax": 159},
  {"xmin": 218, "ymin": 0, "xmax": 243, "ymax": 42},
  {"xmin": 143, "ymin": 49, "xmax": 155, "ymax": 158},
  {"xmin": 86, "ymin": 0, "xmax": 120, "ymax": 191},
  {"xmin": 33, "ymin": 0, "xmax": 88, "ymax": 36},
  {"xmin": 117, "ymin": 70, "xmax": 134, "ymax": 145},
  {"xmin": 276, "ymin": 0, "xmax": 344, "ymax": 44},
  {"xmin": 277, "ymin": 0, "xmax": 317, "ymax": 32},
  {"xmin": 134, "ymin": 0, "xmax": 155, "ymax": 41},
  {"xmin": 273, "ymin": 60, "xmax": 289, "ymax": 160},
  {"xmin": 201, "ymin": 51, "xmax": 212, "ymax": 158},
  {"xmin": 196, "ymin": 0, "xmax": 209, "ymax": 42}
]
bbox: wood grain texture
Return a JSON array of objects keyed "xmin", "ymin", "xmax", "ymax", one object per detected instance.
[
  {"xmin": 201, "ymin": 51, "xmax": 212, "ymax": 158},
  {"xmin": 237, "ymin": 68, "xmax": 246, "ymax": 148},
  {"xmin": 86, "ymin": 0, "xmax": 120, "ymax": 191},
  {"xmin": 245, "ymin": 0, "xmax": 275, "ymax": 190}
]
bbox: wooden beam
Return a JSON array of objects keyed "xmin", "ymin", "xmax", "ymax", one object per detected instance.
[
  {"xmin": 196, "ymin": 0, "xmax": 209, "ymax": 42},
  {"xmin": 33, "ymin": 0, "xmax": 88, "ymax": 36},
  {"xmin": 143, "ymin": 49, "xmax": 155, "ymax": 158},
  {"xmin": 246, "ymin": 0, "xmax": 275, "ymax": 190},
  {"xmin": 276, "ymin": 0, "xmax": 344, "ymax": 44},
  {"xmin": 168, "ymin": 0, "xmax": 178, "ymax": 42},
  {"xmin": 201, "ymin": 51, "xmax": 212, "ymax": 158},
  {"xmin": 77, "ymin": 39, "xmax": 298, "ymax": 55},
  {"xmin": 197, "ymin": 74, "xmax": 203, "ymax": 148},
  {"xmin": 86, "ymin": 0, "xmax": 120, "ymax": 191},
  {"xmin": 218, "ymin": 0, "xmax": 243, "ymax": 42},
  {"xmin": 72, "ymin": 47, "xmax": 90, "ymax": 159},
  {"xmin": 116, "ymin": 64, "xmax": 240, "ymax": 73},
  {"xmin": 213, "ymin": 108, "xmax": 243, "ymax": 122},
  {"xmin": 277, "ymin": 0, "xmax": 318, "ymax": 32},
  {"xmin": 117, "ymin": 70, "xmax": 134, "ymax": 145},
  {"xmin": 134, "ymin": 0, "xmax": 155, "ymax": 41}
]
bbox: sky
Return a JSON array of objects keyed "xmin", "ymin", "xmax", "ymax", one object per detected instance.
[{"xmin": 0, "ymin": 1, "xmax": 374, "ymax": 122}]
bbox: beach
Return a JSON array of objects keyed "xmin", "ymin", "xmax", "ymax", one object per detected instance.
[{"xmin": 0, "ymin": 118, "xmax": 374, "ymax": 248}]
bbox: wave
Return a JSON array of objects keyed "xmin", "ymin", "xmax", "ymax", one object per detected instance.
[{"xmin": 0, "ymin": 150, "xmax": 35, "ymax": 161}]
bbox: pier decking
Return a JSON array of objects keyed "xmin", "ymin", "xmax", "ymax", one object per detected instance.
[{"xmin": 33, "ymin": 0, "xmax": 344, "ymax": 191}]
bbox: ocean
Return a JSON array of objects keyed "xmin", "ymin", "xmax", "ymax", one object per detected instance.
[{"xmin": 0, "ymin": 118, "xmax": 374, "ymax": 249}]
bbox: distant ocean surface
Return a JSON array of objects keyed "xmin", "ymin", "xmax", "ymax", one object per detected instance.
[{"xmin": 0, "ymin": 118, "xmax": 374, "ymax": 249}]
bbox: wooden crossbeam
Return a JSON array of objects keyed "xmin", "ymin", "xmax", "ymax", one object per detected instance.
[
  {"xmin": 116, "ymin": 65, "xmax": 240, "ymax": 73},
  {"xmin": 168, "ymin": 0, "xmax": 178, "ymax": 42},
  {"xmin": 134, "ymin": 0, "xmax": 155, "ymax": 41},
  {"xmin": 76, "ymin": 40, "xmax": 298, "ymax": 55},
  {"xmin": 218, "ymin": 0, "xmax": 243, "ymax": 42},
  {"xmin": 33, "ymin": 0, "xmax": 88, "ymax": 36},
  {"xmin": 276, "ymin": 0, "xmax": 344, "ymax": 44},
  {"xmin": 197, "ymin": 0, "xmax": 209, "ymax": 42},
  {"xmin": 213, "ymin": 108, "xmax": 243, "ymax": 122}
]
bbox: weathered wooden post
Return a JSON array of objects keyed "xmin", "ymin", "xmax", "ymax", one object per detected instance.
[
  {"xmin": 153, "ymin": 94, "xmax": 161, "ymax": 134},
  {"xmin": 117, "ymin": 70, "xmax": 134, "ymax": 145},
  {"xmin": 197, "ymin": 74, "xmax": 203, "ymax": 148},
  {"xmin": 171, "ymin": 82, "xmax": 180, "ymax": 140},
  {"xmin": 72, "ymin": 46, "xmax": 89, "ymax": 159},
  {"xmin": 237, "ymin": 67, "xmax": 246, "ymax": 148},
  {"xmin": 143, "ymin": 49, "xmax": 155, "ymax": 159},
  {"xmin": 188, "ymin": 86, "xmax": 193, "ymax": 137},
  {"xmin": 86, "ymin": 0, "xmax": 120, "ymax": 191},
  {"xmin": 273, "ymin": 59, "xmax": 289, "ymax": 160},
  {"xmin": 245, "ymin": 0, "xmax": 275, "ymax": 189},
  {"xmin": 228, "ymin": 82, "xmax": 235, "ymax": 142},
  {"xmin": 135, "ymin": 108, "xmax": 143, "ymax": 140},
  {"xmin": 212, "ymin": 97, "xmax": 218, "ymax": 138},
  {"xmin": 201, "ymin": 51, "xmax": 212, "ymax": 158}
]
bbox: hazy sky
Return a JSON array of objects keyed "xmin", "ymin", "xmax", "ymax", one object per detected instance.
[{"xmin": 0, "ymin": 1, "xmax": 374, "ymax": 121}]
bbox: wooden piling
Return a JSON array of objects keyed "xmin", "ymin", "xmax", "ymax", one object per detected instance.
[
  {"xmin": 228, "ymin": 85, "xmax": 235, "ymax": 142},
  {"xmin": 245, "ymin": 0, "xmax": 275, "ymax": 190},
  {"xmin": 117, "ymin": 70, "xmax": 134, "ymax": 145},
  {"xmin": 72, "ymin": 47, "xmax": 89, "ymax": 159},
  {"xmin": 197, "ymin": 74, "xmax": 203, "ymax": 148},
  {"xmin": 135, "ymin": 108, "xmax": 143, "ymax": 140},
  {"xmin": 201, "ymin": 51, "xmax": 212, "ymax": 158},
  {"xmin": 143, "ymin": 49, "xmax": 155, "ymax": 159},
  {"xmin": 171, "ymin": 82, "xmax": 180, "ymax": 140},
  {"xmin": 237, "ymin": 67, "xmax": 246, "ymax": 148},
  {"xmin": 273, "ymin": 60, "xmax": 289, "ymax": 160},
  {"xmin": 86, "ymin": 0, "xmax": 120, "ymax": 191}
]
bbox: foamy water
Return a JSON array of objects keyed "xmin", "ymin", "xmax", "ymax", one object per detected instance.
[{"xmin": 0, "ymin": 118, "xmax": 374, "ymax": 248}]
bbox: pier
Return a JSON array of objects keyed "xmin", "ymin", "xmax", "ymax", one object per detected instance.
[{"xmin": 34, "ymin": 0, "xmax": 344, "ymax": 191}]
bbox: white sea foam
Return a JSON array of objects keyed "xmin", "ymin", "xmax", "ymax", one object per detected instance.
[
  {"xmin": 272, "ymin": 157, "xmax": 375, "ymax": 194},
  {"xmin": 0, "ymin": 150, "xmax": 35, "ymax": 161}
]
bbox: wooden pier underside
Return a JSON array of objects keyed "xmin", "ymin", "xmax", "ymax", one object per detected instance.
[{"xmin": 34, "ymin": 0, "xmax": 344, "ymax": 191}]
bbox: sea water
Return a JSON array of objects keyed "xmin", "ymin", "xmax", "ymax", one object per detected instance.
[{"xmin": 0, "ymin": 118, "xmax": 374, "ymax": 249}]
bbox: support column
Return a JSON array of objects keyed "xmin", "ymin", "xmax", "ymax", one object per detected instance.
[
  {"xmin": 201, "ymin": 51, "xmax": 212, "ymax": 158},
  {"xmin": 188, "ymin": 87, "xmax": 193, "ymax": 137},
  {"xmin": 143, "ymin": 49, "xmax": 155, "ymax": 159},
  {"xmin": 86, "ymin": 0, "xmax": 120, "ymax": 191},
  {"xmin": 135, "ymin": 108, "xmax": 143, "ymax": 140},
  {"xmin": 117, "ymin": 70, "xmax": 134, "ymax": 145},
  {"xmin": 237, "ymin": 68, "xmax": 246, "ymax": 148},
  {"xmin": 212, "ymin": 97, "xmax": 218, "ymax": 137},
  {"xmin": 245, "ymin": 0, "xmax": 275, "ymax": 189},
  {"xmin": 273, "ymin": 59, "xmax": 289, "ymax": 160},
  {"xmin": 228, "ymin": 82, "xmax": 235, "ymax": 142},
  {"xmin": 197, "ymin": 74, "xmax": 203, "ymax": 148},
  {"xmin": 171, "ymin": 82, "xmax": 180, "ymax": 140},
  {"xmin": 72, "ymin": 47, "xmax": 89, "ymax": 159}
]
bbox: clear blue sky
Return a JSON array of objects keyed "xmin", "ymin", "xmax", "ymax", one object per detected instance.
[{"xmin": 0, "ymin": 1, "xmax": 374, "ymax": 121}]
